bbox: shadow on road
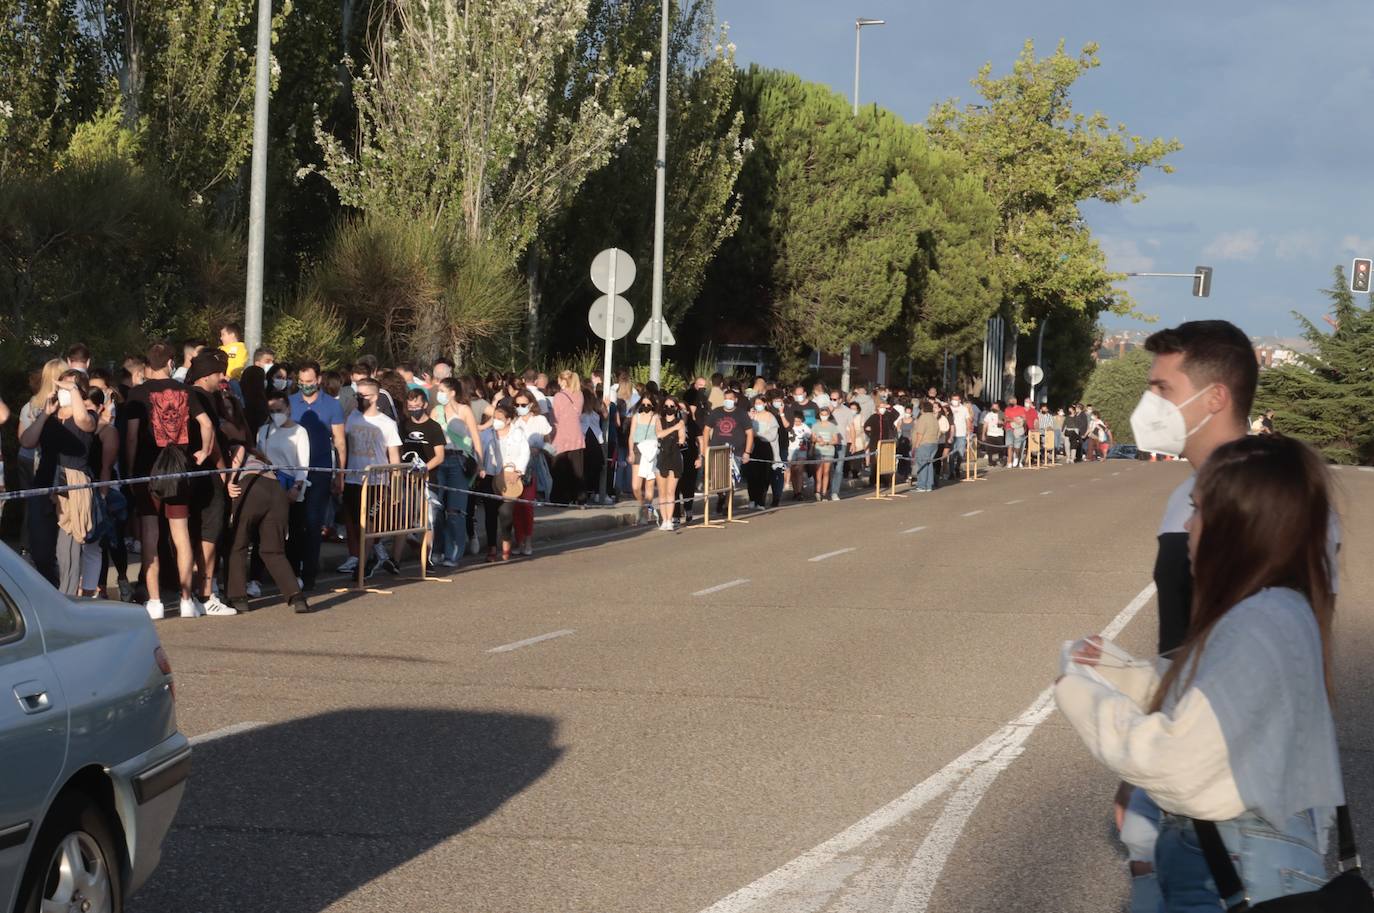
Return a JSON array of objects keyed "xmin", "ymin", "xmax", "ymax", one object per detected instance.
[{"xmin": 129, "ymin": 708, "xmax": 562, "ymax": 912}]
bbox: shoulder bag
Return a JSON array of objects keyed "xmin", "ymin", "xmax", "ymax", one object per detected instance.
[{"xmin": 1194, "ymin": 805, "xmax": 1374, "ymax": 911}]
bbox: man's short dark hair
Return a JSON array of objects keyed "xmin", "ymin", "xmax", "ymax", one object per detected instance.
[
  {"xmin": 297, "ymin": 359, "xmax": 322, "ymax": 377},
  {"xmin": 65, "ymin": 342, "xmax": 91, "ymax": 362},
  {"xmin": 147, "ymin": 342, "xmax": 178, "ymax": 369},
  {"xmin": 1143, "ymin": 320, "xmax": 1257, "ymax": 419},
  {"xmin": 253, "ymin": 346, "xmax": 275, "ymax": 362},
  {"xmin": 710, "ymin": 372, "xmax": 724, "ymax": 386},
  {"xmin": 222, "ymin": 322, "xmax": 243, "ymax": 339}
]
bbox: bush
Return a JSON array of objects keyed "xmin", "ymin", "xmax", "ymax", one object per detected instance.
[
  {"xmin": 266, "ymin": 293, "xmax": 364, "ymax": 369},
  {"xmin": 1081, "ymin": 349, "xmax": 1150, "ymax": 445}
]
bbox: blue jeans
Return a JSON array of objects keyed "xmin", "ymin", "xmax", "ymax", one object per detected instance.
[
  {"xmin": 1156, "ymin": 810, "xmax": 1328, "ymax": 911},
  {"xmin": 1122, "ymin": 790, "xmax": 1164, "ymax": 913},
  {"xmin": 295, "ymin": 470, "xmax": 332, "ymax": 588},
  {"xmin": 914, "ymin": 443, "xmax": 938, "ymax": 491},
  {"xmin": 949, "ymin": 436, "xmax": 967, "ymax": 479},
  {"xmin": 829, "ymin": 445, "xmax": 848, "ymax": 497},
  {"xmin": 433, "ymin": 457, "xmax": 470, "ymax": 562}
]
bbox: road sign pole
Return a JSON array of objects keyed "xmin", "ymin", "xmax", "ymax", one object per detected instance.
[
  {"xmin": 603, "ymin": 253, "xmax": 618, "ymax": 397},
  {"xmin": 243, "ymin": 0, "xmax": 273, "ymax": 354}
]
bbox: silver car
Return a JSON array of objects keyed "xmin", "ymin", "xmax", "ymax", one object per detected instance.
[{"xmin": 0, "ymin": 543, "xmax": 189, "ymax": 913}]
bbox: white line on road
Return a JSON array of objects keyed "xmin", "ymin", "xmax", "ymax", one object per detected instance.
[
  {"xmin": 901, "ymin": 526, "xmax": 927, "ymax": 534},
  {"xmin": 694, "ymin": 578, "xmax": 750, "ymax": 596},
  {"xmin": 809, "ymin": 547, "xmax": 856, "ymax": 563},
  {"xmin": 485, "ymin": 629, "xmax": 575, "ymax": 654},
  {"xmin": 695, "ymin": 581, "xmax": 1158, "ymax": 913},
  {"xmin": 190, "ymin": 721, "xmax": 267, "ymax": 745},
  {"xmin": 960, "ymin": 510, "xmax": 983, "ymax": 517},
  {"xmin": 1360, "ymin": 467, "xmax": 1374, "ymax": 473},
  {"xmin": 1004, "ymin": 499, "xmax": 1024, "ymax": 505},
  {"xmin": 1040, "ymin": 490, "xmax": 1052, "ymax": 495},
  {"xmin": 1112, "ymin": 471, "xmax": 1121, "ymax": 476},
  {"xmin": 1091, "ymin": 477, "xmax": 1102, "ymax": 482}
]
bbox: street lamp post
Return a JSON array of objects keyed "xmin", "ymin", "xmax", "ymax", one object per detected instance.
[
  {"xmin": 842, "ymin": 16, "xmax": 885, "ymax": 394},
  {"xmin": 243, "ymin": 0, "xmax": 273, "ymax": 354},
  {"xmin": 648, "ymin": 0, "xmax": 669, "ymax": 384}
]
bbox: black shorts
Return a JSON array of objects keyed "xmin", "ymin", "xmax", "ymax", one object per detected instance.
[
  {"xmin": 343, "ymin": 483, "xmax": 378, "ymax": 525},
  {"xmin": 190, "ymin": 479, "xmax": 227, "ymax": 543}
]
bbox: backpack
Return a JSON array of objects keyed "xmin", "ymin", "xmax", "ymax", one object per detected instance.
[{"xmin": 148, "ymin": 445, "xmax": 189, "ymax": 500}]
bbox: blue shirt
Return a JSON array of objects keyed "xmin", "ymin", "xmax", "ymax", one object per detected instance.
[{"xmin": 289, "ymin": 392, "xmax": 344, "ymax": 470}]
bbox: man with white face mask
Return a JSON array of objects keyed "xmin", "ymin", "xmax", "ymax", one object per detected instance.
[{"xmin": 1115, "ymin": 320, "xmax": 1259, "ymax": 912}]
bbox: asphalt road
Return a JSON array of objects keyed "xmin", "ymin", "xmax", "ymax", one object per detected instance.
[{"xmin": 128, "ymin": 460, "xmax": 1374, "ymax": 913}]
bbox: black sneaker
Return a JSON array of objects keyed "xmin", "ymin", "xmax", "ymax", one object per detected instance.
[
  {"xmin": 230, "ymin": 598, "xmax": 251, "ymax": 614},
  {"xmin": 379, "ymin": 558, "xmax": 399, "ymax": 576},
  {"xmin": 289, "ymin": 594, "xmax": 314, "ymax": 614},
  {"xmin": 364, "ymin": 556, "xmax": 380, "ymax": 578}
]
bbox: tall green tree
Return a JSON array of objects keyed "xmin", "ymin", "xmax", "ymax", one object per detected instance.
[
  {"xmin": 82, "ymin": 0, "xmax": 285, "ymax": 205},
  {"xmin": 1081, "ymin": 347, "xmax": 1150, "ymax": 445},
  {"xmin": 534, "ymin": 0, "xmax": 745, "ymax": 358},
  {"xmin": 700, "ymin": 68, "xmax": 999, "ymax": 382},
  {"xmin": 927, "ymin": 40, "xmax": 1181, "ymax": 395},
  {"xmin": 1256, "ymin": 266, "xmax": 1374, "ymax": 464},
  {"xmin": 0, "ymin": 0, "xmax": 103, "ymax": 178},
  {"xmin": 313, "ymin": 0, "xmax": 633, "ymax": 258}
]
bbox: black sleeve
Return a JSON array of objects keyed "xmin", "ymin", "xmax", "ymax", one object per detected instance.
[{"xmin": 1153, "ymin": 532, "xmax": 1193, "ymax": 655}]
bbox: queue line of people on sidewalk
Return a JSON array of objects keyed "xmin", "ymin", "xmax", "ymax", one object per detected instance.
[{"xmin": 0, "ymin": 331, "xmax": 1121, "ymax": 618}]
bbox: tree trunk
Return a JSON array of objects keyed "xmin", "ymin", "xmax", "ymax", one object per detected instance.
[
  {"xmin": 1002, "ymin": 313, "xmax": 1018, "ymax": 401},
  {"xmin": 118, "ymin": 2, "xmax": 144, "ymax": 129},
  {"xmin": 525, "ymin": 244, "xmax": 542, "ymax": 365}
]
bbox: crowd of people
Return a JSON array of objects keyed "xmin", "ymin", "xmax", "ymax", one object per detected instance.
[{"xmin": 0, "ymin": 325, "xmax": 1127, "ymax": 619}]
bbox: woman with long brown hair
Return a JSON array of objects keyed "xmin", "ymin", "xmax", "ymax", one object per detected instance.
[{"xmin": 1056, "ymin": 434, "xmax": 1343, "ymax": 910}]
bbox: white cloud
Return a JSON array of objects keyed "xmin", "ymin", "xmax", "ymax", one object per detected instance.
[
  {"xmin": 1274, "ymin": 230, "xmax": 1320, "ymax": 261},
  {"xmin": 1203, "ymin": 229, "xmax": 1262, "ymax": 261},
  {"xmin": 1098, "ymin": 236, "xmax": 1155, "ymax": 273},
  {"xmin": 1340, "ymin": 234, "xmax": 1374, "ymax": 255}
]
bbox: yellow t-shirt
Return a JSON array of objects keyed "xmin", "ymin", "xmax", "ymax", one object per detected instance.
[{"xmin": 220, "ymin": 342, "xmax": 247, "ymax": 379}]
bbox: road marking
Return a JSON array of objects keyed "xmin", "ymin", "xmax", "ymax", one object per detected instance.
[
  {"xmin": 1112, "ymin": 471, "xmax": 1121, "ymax": 476},
  {"xmin": 960, "ymin": 510, "xmax": 983, "ymax": 518},
  {"xmin": 191, "ymin": 721, "xmax": 268, "ymax": 745},
  {"xmin": 486, "ymin": 629, "xmax": 575, "ymax": 654},
  {"xmin": 695, "ymin": 581, "xmax": 1158, "ymax": 913},
  {"xmin": 809, "ymin": 547, "xmax": 856, "ymax": 563},
  {"xmin": 1360, "ymin": 467, "xmax": 1374, "ymax": 473},
  {"xmin": 1040, "ymin": 490, "xmax": 1052, "ymax": 495},
  {"xmin": 1004, "ymin": 499, "xmax": 1023, "ymax": 505},
  {"xmin": 694, "ymin": 578, "xmax": 750, "ymax": 596},
  {"xmin": 1091, "ymin": 477, "xmax": 1102, "ymax": 482},
  {"xmin": 901, "ymin": 525, "xmax": 927, "ymax": 534}
]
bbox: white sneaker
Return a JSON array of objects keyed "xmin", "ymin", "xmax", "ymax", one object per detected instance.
[
  {"xmin": 441, "ymin": 556, "xmax": 460, "ymax": 568},
  {"xmin": 658, "ymin": 520, "xmax": 674, "ymax": 531},
  {"xmin": 467, "ymin": 538, "xmax": 482, "ymax": 556},
  {"xmin": 830, "ymin": 493, "xmax": 840, "ymax": 502},
  {"xmin": 180, "ymin": 597, "xmax": 206, "ymax": 619},
  {"xmin": 202, "ymin": 595, "xmax": 238, "ymax": 617},
  {"xmin": 245, "ymin": 580, "xmax": 262, "ymax": 598},
  {"xmin": 296, "ymin": 577, "xmax": 304, "ymax": 590},
  {"xmin": 337, "ymin": 556, "xmax": 358, "ymax": 573},
  {"xmin": 520, "ymin": 541, "xmax": 533, "ymax": 556},
  {"xmin": 145, "ymin": 599, "xmax": 165, "ymax": 621}
]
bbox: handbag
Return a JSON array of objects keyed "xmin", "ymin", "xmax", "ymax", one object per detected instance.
[{"xmin": 1193, "ymin": 805, "xmax": 1374, "ymax": 911}]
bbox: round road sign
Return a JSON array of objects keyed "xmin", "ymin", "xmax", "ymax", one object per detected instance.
[
  {"xmin": 588, "ymin": 295, "xmax": 635, "ymax": 341},
  {"xmin": 590, "ymin": 248, "xmax": 636, "ymax": 295}
]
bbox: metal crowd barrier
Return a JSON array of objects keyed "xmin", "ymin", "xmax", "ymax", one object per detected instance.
[
  {"xmin": 357, "ymin": 463, "xmax": 430, "ymax": 589},
  {"xmin": 695, "ymin": 445, "xmax": 747, "ymax": 529}
]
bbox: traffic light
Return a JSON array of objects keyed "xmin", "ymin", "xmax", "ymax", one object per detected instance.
[
  {"xmin": 1352, "ymin": 258, "xmax": 1372, "ymax": 294},
  {"xmin": 1192, "ymin": 265, "xmax": 1213, "ymax": 298}
]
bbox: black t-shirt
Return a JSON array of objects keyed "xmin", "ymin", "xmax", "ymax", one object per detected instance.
[
  {"xmin": 124, "ymin": 378, "xmax": 206, "ymax": 476},
  {"xmin": 786, "ymin": 401, "xmax": 818, "ymax": 427},
  {"xmin": 186, "ymin": 387, "xmax": 221, "ymax": 462},
  {"xmin": 400, "ymin": 418, "xmax": 446, "ymax": 472},
  {"xmin": 705, "ymin": 406, "xmax": 749, "ymax": 453},
  {"xmin": 864, "ymin": 410, "xmax": 896, "ymax": 444},
  {"xmin": 34, "ymin": 414, "xmax": 95, "ymax": 488}
]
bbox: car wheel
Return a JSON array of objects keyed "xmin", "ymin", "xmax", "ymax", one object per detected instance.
[{"xmin": 15, "ymin": 790, "xmax": 123, "ymax": 913}]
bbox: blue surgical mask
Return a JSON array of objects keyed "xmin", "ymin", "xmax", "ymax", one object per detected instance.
[{"xmin": 436, "ymin": 391, "xmax": 451, "ymax": 406}]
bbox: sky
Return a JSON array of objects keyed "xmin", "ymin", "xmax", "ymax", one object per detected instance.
[{"xmin": 714, "ymin": 0, "xmax": 1374, "ymax": 339}]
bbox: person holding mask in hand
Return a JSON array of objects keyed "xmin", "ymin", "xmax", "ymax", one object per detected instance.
[
  {"xmin": 20, "ymin": 369, "xmax": 97, "ymax": 593},
  {"xmin": 478, "ymin": 403, "xmax": 530, "ymax": 562}
]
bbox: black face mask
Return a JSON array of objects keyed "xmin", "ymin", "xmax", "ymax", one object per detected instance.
[
  {"xmin": 357, "ymin": 395, "xmax": 369, "ymax": 411},
  {"xmin": 409, "ymin": 408, "xmax": 427, "ymax": 420}
]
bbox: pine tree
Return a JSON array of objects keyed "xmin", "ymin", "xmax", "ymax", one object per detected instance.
[{"xmin": 1256, "ymin": 265, "xmax": 1374, "ymax": 464}]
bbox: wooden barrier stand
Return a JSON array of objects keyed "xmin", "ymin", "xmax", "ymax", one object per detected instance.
[
  {"xmin": 696, "ymin": 445, "xmax": 747, "ymax": 529},
  {"xmin": 964, "ymin": 435, "xmax": 985, "ymax": 482},
  {"xmin": 355, "ymin": 463, "xmax": 430, "ymax": 589},
  {"xmin": 866, "ymin": 439, "xmax": 906, "ymax": 501}
]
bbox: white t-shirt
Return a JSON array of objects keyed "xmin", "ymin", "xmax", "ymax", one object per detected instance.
[
  {"xmin": 344, "ymin": 411, "xmax": 401, "ymax": 483},
  {"xmin": 256, "ymin": 423, "xmax": 311, "ymax": 499},
  {"xmin": 517, "ymin": 414, "xmax": 554, "ymax": 453},
  {"xmin": 951, "ymin": 404, "xmax": 971, "ymax": 437},
  {"xmin": 982, "ymin": 411, "xmax": 1004, "ymax": 438}
]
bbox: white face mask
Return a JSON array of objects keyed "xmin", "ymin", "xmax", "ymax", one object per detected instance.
[
  {"xmin": 272, "ymin": 377, "xmax": 289, "ymax": 390},
  {"xmin": 57, "ymin": 389, "xmax": 73, "ymax": 407},
  {"xmin": 794, "ymin": 394, "xmax": 806, "ymax": 403},
  {"xmin": 516, "ymin": 405, "xmax": 531, "ymax": 416},
  {"xmin": 753, "ymin": 402, "xmax": 765, "ymax": 412},
  {"xmin": 1129, "ymin": 386, "xmax": 1215, "ymax": 457},
  {"xmin": 723, "ymin": 400, "xmax": 736, "ymax": 411},
  {"xmin": 492, "ymin": 419, "xmax": 506, "ymax": 430},
  {"xmin": 261, "ymin": 361, "xmax": 274, "ymax": 372},
  {"xmin": 270, "ymin": 412, "xmax": 288, "ymax": 428},
  {"xmin": 172, "ymin": 366, "xmax": 187, "ymax": 382},
  {"xmin": 771, "ymin": 401, "xmax": 783, "ymax": 410},
  {"xmin": 436, "ymin": 390, "xmax": 451, "ymax": 405}
]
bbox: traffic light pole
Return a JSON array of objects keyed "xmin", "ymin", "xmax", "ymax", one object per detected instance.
[{"xmin": 1124, "ymin": 266, "xmax": 1213, "ymax": 298}]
